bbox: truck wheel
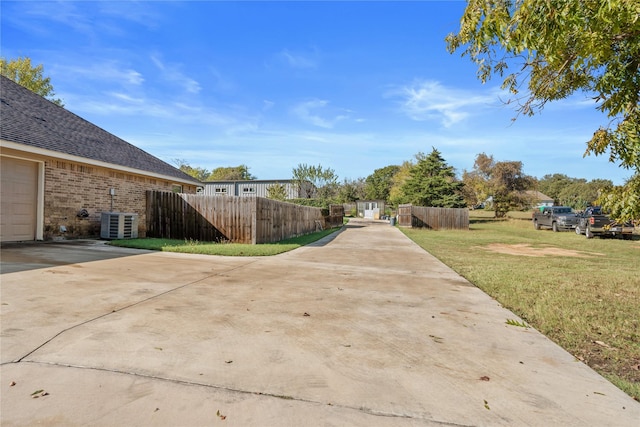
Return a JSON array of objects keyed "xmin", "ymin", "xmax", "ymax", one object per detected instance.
[
  {"xmin": 552, "ymin": 222, "xmax": 559, "ymax": 232},
  {"xmin": 533, "ymin": 220, "xmax": 540, "ymax": 230},
  {"xmin": 585, "ymin": 227, "xmax": 594, "ymax": 239},
  {"xmin": 575, "ymin": 225, "xmax": 582, "ymax": 235}
]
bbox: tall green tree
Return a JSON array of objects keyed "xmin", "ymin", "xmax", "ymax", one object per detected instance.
[
  {"xmin": 173, "ymin": 159, "xmax": 210, "ymax": 182},
  {"xmin": 209, "ymin": 165, "xmax": 256, "ymax": 181},
  {"xmin": 337, "ymin": 177, "xmax": 367, "ymax": 203},
  {"xmin": 266, "ymin": 182, "xmax": 288, "ymax": 201},
  {"xmin": 537, "ymin": 174, "xmax": 576, "ymax": 204},
  {"xmin": 400, "ymin": 149, "xmax": 466, "ymax": 208},
  {"xmin": 446, "ymin": 0, "xmax": 640, "ymax": 220},
  {"xmin": 538, "ymin": 174, "xmax": 613, "ymax": 209},
  {"xmin": 461, "ymin": 169, "xmax": 489, "ymax": 208},
  {"xmin": 598, "ymin": 174, "xmax": 640, "ymax": 224},
  {"xmin": 388, "ymin": 161, "xmax": 414, "ymax": 207},
  {"xmin": 291, "ymin": 163, "xmax": 339, "ymax": 201},
  {"xmin": 1, "ymin": 56, "xmax": 64, "ymax": 106},
  {"xmin": 365, "ymin": 165, "xmax": 400, "ymax": 201},
  {"xmin": 469, "ymin": 153, "xmax": 535, "ymax": 217}
]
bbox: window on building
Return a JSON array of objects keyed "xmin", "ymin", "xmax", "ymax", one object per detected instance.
[
  {"xmin": 171, "ymin": 184, "xmax": 183, "ymax": 193},
  {"xmin": 215, "ymin": 188, "xmax": 228, "ymax": 194},
  {"xmin": 242, "ymin": 187, "xmax": 255, "ymax": 194}
]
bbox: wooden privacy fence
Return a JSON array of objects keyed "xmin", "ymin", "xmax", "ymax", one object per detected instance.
[
  {"xmin": 253, "ymin": 197, "xmax": 328, "ymax": 244},
  {"xmin": 397, "ymin": 204, "xmax": 469, "ymax": 230},
  {"xmin": 146, "ymin": 191, "xmax": 339, "ymax": 244},
  {"xmin": 146, "ymin": 191, "xmax": 227, "ymax": 242}
]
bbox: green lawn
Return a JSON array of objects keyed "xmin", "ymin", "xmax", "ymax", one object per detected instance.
[
  {"xmin": 401, "ymin": 217, "xmax": 640, "ymax": 400},
  {"xmin": 109, "ymin": 227, "xmax": 341, "ymax": 257}
]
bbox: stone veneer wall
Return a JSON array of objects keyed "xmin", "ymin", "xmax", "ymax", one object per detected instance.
[{"xmin": 44, "ymin": 157, "xmax": 197, "ymax": 240}]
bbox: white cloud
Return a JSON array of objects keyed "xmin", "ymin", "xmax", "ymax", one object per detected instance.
[
  {"xmin": 278, "ymin": 49, "xmax": 318, "ymax": 69},
  {"xmin": 71, "ymin": 89, "xmax": 253, "ymax": 132},
  {"xmin": 97, "ymin": 1, "xmax": 165, "ymax": 30},
  {"xmin": 291, "ymin": 99, "xmax": 349, "ymax": 129},
  {"xmin": 389, "ymin": 80, "xmax": 498, "ymax": 127},
  {"xmin": 107, "ymin": 92, "xmax": 144, "ymax": 104},
  {"xmin": 262, "ymin": 100, "xmax": 275, "ymax": 111},
  {"xmin": 57, "ymin": 62, "xmax": 144, "ymax": 86},
  {"xmin": 27, "ymin": 2, "xmax": 94, "ymax": 34},
  {"xmin": 150, "ymin": 54, "xmax": 201, "ymax": 94}
]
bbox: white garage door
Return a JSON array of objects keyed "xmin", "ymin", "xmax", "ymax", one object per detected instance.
[{"xmin": 1, "ymin": 156, "xmax": 38, "ymax": 242}]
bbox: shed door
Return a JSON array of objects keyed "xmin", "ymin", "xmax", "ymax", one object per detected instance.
[
  {"xmin": 364, "ymin": 202, "xmax": 378, "ymax": 219},
  {"xmin": 1, "ymin": 156, "xmax": 38, "ymax": 242}
]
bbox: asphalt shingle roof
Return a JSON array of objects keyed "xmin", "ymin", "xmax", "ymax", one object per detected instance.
[{"xmin": 0, "ymin": 75, "xmax": 200, "ymax": 184}]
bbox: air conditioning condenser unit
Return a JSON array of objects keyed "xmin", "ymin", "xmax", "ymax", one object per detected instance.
[{"xmin": 100, "ymin": 212, "xmax": 139, "ymax": 239}]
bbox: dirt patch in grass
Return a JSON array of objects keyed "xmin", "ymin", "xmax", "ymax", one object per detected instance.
[{"xmin": 479, "ymin": 243, "xmax": 604, "ymax": 258}]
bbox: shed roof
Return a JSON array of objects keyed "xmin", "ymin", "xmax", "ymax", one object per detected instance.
[{"xmin": 0, "ymin": 75, "xmax": 199, "ymax": 184}]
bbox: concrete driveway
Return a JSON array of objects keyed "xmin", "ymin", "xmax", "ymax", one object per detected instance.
[{"xmin": 1, "ymin": 219, "xmax": 638, "ymax": 426}]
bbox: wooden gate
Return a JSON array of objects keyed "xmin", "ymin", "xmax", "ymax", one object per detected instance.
[{"xmin": 397, "ymin": 204, "xmax": 413, "ymax": 227}]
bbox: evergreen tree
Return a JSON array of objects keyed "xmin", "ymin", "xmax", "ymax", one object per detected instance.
[{"xmin": 401, "ymin": 149, "xmax": 466, "ymax": 208}]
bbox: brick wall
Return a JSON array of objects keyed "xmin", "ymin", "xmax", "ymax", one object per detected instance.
[{"xmin": 44, "ymin": 158, "xmax": 197, "ymax": 240}]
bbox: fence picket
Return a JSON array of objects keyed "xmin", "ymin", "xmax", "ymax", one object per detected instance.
[
  {"xmin": 397, "ymin": 204, "xmax": 468, "ymax": 230},
  {"xmin": 145, "ymin": 191, "xmax": 340, "ymax": 244}
]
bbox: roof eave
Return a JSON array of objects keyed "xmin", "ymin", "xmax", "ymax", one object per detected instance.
[{"xmin": 1, "ymin": 139, "xmax": 201, "ymax": 186}]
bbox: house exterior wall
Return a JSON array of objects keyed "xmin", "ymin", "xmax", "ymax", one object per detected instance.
[{"xmin": 2, "ymin": 147, "xmax": 197, "ymax": 240}]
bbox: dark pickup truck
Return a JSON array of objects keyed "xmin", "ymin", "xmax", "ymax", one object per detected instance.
[
  {"xmin": 575, "ymin": 206, "xmax": 635, "ymax": 239},
  {"xmin": 532, "ymin": 206, "xmax": 579, "ymax": 232}
]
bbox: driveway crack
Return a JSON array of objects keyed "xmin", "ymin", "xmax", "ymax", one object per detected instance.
[
  {"xmin": 18, "ymin": 360, "xmax": 474, "ymax": 426},
  {"xmin": 8, "ymin": 259, "xmax": 261, "ymax": 364}
]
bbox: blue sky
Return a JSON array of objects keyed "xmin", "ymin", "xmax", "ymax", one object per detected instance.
[{"xmin": 1, "ymin": 1, "xmax": 631, "ymax": 185}]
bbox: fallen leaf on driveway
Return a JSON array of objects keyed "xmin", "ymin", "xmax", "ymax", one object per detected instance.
[
  {"xmin": 429, "ymin": 334, "xmax": 444, "ymax": 343},
  {"xmin": 303, "ymin": 312, "xmax": 310, "ymax": 317},
  {"xmin": 10, "ymin": 381, "xmax": 16, "ymax": 386},
  {"xmin": 480, "ymin": 376, "xmax": 490, "ymax": 381},
  {"xmin": 31, "ymin": 390, "xmax": 49, "ymax": 398}
]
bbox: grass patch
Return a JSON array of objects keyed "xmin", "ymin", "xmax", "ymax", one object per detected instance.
[
  {"xmin": 469, "ymin": 209, "xmax": 533, "ymax": 220},
  {"xmin": 109, "ymin": 227, "xmax": 341, "ymax": 256},
  {"xmin": 400, "ymin": 218, "xmax": 640, "ymax": 400}
]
